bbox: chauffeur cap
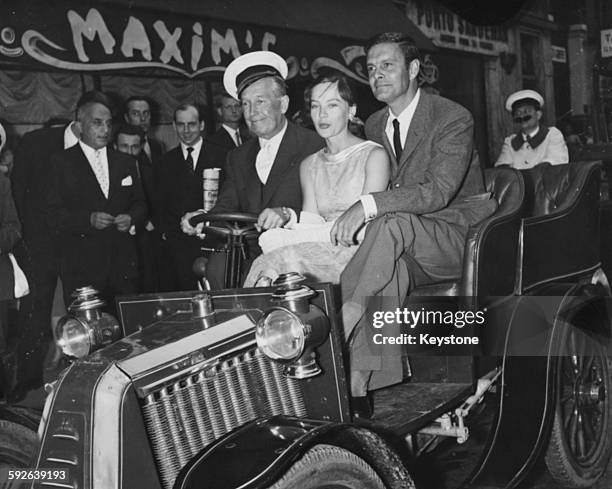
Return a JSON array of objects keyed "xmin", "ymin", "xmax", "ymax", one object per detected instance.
[
  {"xmin": 505, "ymin": 89, "xmax": 545, "ymax": 113},
  {"xmin": 223, "ymin": 51, "xmax": 288, "ymax": 100}
]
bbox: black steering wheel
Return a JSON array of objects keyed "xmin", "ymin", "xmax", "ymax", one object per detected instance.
[
  {"xmin": 188, "ymin": 211, "xmax": 259, "ymax": 240},
  {"xmin": 188, "ymin": 211, "xmax": 260, "ymax": 288}
]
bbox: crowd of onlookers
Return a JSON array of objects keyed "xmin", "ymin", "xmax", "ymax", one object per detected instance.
[{"xmin": 0, "ymin": 90, "xmax": 250, "ymax": 401}]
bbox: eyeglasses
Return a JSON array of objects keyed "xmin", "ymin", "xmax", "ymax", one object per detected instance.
[{"xmin": 513, "ymin": 114, "xmax": 533, "ymax": 124}]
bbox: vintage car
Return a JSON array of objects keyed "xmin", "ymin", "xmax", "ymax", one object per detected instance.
[{"xmin": 1, "ymin": 160, "xmax": 611, "ymax": 489}]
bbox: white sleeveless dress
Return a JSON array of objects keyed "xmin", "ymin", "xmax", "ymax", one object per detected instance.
[{"xmin": 244, "ymin": 140, "xmax": 381, "ymax": 286}]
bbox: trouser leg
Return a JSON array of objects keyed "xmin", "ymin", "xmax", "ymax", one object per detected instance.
[{"xmin": 341, "ymin": 213, "xmax": 465, "ymax": 394}]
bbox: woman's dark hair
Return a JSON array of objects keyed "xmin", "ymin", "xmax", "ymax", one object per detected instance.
[{"xmin": 304, "ymin": 73, "xmax": 356, "ymax": 109}]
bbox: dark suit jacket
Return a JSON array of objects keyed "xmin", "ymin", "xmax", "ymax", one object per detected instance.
[
  {"xmin": 212, "ymin": 121, "xmax": 324, "ymax": 217},
  {"xmin": 44, "ymin": 145, "xmax": 146, "ymax": 291},
  {"xmin": 138, "ymin": 137, "xmax": 164, "ymax": 227},
  {"xmin": 0, "ymin": 175, "xmax": 22, "ymax": 300},
  {"xmin": 205, "ymin": 126, "xmax": 250, "ymax": 168},
  {"xmin": 158, "ymin": 142, "xmax": 221, "ymax": 240},
  {"xmin": 11, "ymin": 126, "xmax": 66, "ymax": 242},
  {"xmin": 365, "ymin": 91, "xmax": 495, "ymax": 229}
]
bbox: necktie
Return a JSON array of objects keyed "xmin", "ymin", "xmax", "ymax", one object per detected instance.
[
  {"xmin": 235, "ymin": 129, "xmax": 242, "ymax": 146},
  {"xmin": 93, "ymin": 150, "xmax": 109, "ymax": 198},
  {"xmin": 143, "ymin": 139, "xmax": 152, "ymax": 159},
  {"xmin": 392, "ymin": 119, "xmax": 403, "ymax": 163},
  {"xmin": 186, "ymin": 146, "xmax": 194, "ymax": 174},
  {"xmin": 255, "ymin": 141, "xmax": 273, "ymax": 184}
]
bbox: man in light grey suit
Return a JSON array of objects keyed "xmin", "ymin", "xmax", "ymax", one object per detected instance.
[{"xmin": 331, "ymin": 32, "xmax": 497, "ymax": 399}]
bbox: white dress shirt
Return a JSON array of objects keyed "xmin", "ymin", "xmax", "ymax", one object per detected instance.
[
  {"xmin": 384, "ymin": 89, "xmax": 421, "ymax": 159},
  {"xmin": 180, "ymin": 137, "xmax": 203, "ymax": 170},
  {"xmin": 64, "ymin": 122, "xmax": 79, "ymax": 149},
  {"xmin": 256, "ymin": 121, "xmax": 287, "ymax": 184},
  {"xmin": 222, "ymin": 124, "xmax": 242, "ymax": 147},
  {"xmin": 80, "ymin": 141, "xmax": 109, "ymax": 198},
  {"xmin": 360, "ymin": 90, "xmax": 421, "ymax": 221}
]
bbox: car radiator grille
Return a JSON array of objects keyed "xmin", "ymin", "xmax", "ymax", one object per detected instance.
[{"xmin": 141, "ymin": 347, "xmax": 307, "ymax": 489}]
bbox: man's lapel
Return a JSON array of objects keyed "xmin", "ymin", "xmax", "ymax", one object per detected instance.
[
  {"xmin": 245, "ymin": 139, "xmax": 263, "ymax": 209},
  {"xmin": 397, "ymin": 92, "xmax": 429, "ymax": 169},
  {"xmin": 107, "ymin": 150, "xmax": 121, "ymax": 200},
  {"xmin": 262, "ymin": 123, "xmax": 295, "ymax": 207},
  {"xmin": 379, "ymin": 111, "xmax": 397, "ymax": 174},
  {"xmin": 76, "ymin": 145, "xmax": 107, "ymax": 202}
]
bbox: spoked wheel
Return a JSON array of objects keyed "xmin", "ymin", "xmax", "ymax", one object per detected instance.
[
  {"xmin": 545, "ymin": 326, "xmax": 612, "ymax": 488},
  {"xmin": 269, "ymin": 444, "xmax": 399, "ymax": 489}
]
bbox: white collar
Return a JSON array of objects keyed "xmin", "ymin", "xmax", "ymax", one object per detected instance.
[
  {"xmin": 222, "ymin": 124, "xmax": 239, "ymax": 135},
  {"xmin": 180, "ymin": 137, "xmax": 203, "ymax": 153},
  {"xmin": 387, "ymin": 89, "xmax": 421, "ymax": 127},
  {"xmin": 79, "ymin": 141, "xmax": 106, "ymax": 160},
  {"xmin": 523, "ymin": 126, "xmax": 540, "ymax": 139},
  {"xmin": 258, "ymin": 119, "xmax": 288, "ymax": 151},
  {"xmin": 64, "ymin": 122, "xmax": 79, "ymax": 149}
]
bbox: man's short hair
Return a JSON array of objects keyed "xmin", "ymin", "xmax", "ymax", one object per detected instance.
[
  {"xmin": 115, "ymin": 123, "xmax": 145, "ymax": 143},
  {"xmin": 76, "ymin": 90, "xmax": 114, "ymax": 118},
  {"xmin": 216, "ymin": 92, "xmax": 237, "ymax": 108},
  {"xmin": 124, "ymin": 95, "xmax": 152, "ymax": 113},
  {"xmin": 173, "ymin": 103, "xmax": 203, "ymax": 122},
  {"xmin": 366, "ymin": 32, "xmax": 420, "ymax": 68}
]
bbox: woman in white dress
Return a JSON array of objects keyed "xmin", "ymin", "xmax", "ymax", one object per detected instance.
[{"xmin": 244, "ymin": 74, "xmax": 390, "ymax": 286}]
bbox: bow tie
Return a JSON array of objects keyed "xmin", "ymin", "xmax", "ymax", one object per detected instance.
[{"xmin": 510, "ymin": 127, "xmax": 549, "ymax": 151}]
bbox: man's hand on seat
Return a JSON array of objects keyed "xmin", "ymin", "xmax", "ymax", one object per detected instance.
[
  {"xmin": 181, "ymin": 210, "xmax": 207, "ymax": 239},
  {"xmin": 330, "ymin": 201, "xmax": 365, "ymax": 247},
  {"xmin": 256, "ymin": 207, "xmax": 290, "ymax": 231}
]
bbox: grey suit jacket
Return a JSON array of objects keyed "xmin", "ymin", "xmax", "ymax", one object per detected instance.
[{"xmin": 365, "ymin": 91, "xmax": 495, "ymax": 229}]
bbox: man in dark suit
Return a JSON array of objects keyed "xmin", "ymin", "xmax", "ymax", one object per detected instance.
[
  {"xmin": 114, "ymin": 123, "xmax": 160, "ymax": 292},
  {"xmin": 182, "ymin": 51, "xmax": 323, "ymax": 288},
  {"xmin": 158, "ymin": 104, "xmax": 223, "ymax": 291},
  {"xmin": 332, "ymin": 33, "xmax": 497, "ymax": 398},
  {"xmin": 45, "ymin": 91, "xmax": 146, "ymax": 307},
  {"xmin": 205, "ymin": 92, "xmax": 250, "ymax": 167},
  {"xmin": 9, "ymin": 118, "xmax": 80, "ymax": 397}
]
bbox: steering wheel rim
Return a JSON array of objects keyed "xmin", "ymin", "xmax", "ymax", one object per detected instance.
[{"xmin": 189, "ymin": 211, "xmax": 259, "ymax": 238}]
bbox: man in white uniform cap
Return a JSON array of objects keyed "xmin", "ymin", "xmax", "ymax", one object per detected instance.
[
  {"xmin": 181, "ymin": 51, "xmax": 323, "ymax": 288},
  {"xmin": 495, "ymin": 89, "xmax": 568, "ymax": 169}
]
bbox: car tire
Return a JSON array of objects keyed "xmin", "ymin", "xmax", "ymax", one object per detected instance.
[
  {"xmin": 269, "ymin": 444, "xmax": 388, "ymax": 489},
  {"xmin": 0, "ymin": 419, "xmax": 37, "ymax": 468},
  {"xmin": 545, "ymin": 326, "xmax": 612, "ymax": 488}
]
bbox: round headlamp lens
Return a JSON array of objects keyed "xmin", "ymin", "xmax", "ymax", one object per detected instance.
[
  {"xmin": 256, "ymin": 309, "xmax": 305, "ymax": 360},
  {"xmin": 56, "ymin": 317, "xmax": 91, "ymax": 358}
]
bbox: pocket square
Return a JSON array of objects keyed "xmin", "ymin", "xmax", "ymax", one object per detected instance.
[{"xmin": 121, "ymin": 176, "xmax": 133, "ymax": 186}]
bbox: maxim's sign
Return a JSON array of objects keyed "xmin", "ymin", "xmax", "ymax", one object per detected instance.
[{"xmin": 0, "ymin": 3, "xmax": 370, "ymax": 82}]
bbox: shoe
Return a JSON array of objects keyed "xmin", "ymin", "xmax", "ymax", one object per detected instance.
[{"xmin": 351, "ymin": 394, "xmax": 373, "ymax": 419}]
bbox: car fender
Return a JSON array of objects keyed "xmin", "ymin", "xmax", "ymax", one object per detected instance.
[
  {"xmin": 467, "ymin": 281, "xmax": 612, "ymax": 488},
  {"xmin": 173, "ymin": 415, "xmax": 413, "ymax": 489}
]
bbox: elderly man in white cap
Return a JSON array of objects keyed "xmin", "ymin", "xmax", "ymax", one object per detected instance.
[
  {"xmin": 495, "ymin": 89, "xmax": 568, "ymax": 169},
  {"xmin": 181, "ymin": 51, "xmax": 323, "ymax": 288}
]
